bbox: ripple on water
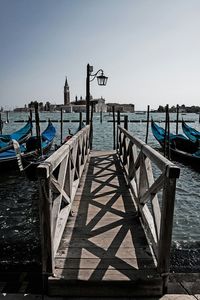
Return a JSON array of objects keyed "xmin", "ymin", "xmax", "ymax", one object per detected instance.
[
  {"xmin": 171, "ymin": 241, "xmax": 200, "ymax": 272},
  {"xmin": 0, "ymin": 172, "xmax": 41, "ymax": 266},
  {"xmin": 172, "ymin": 162, "xmax": 200, "ymax": 242}
]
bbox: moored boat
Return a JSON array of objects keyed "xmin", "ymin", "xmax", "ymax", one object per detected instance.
[
  {"xmin": 151, "ymin": 119, "xmax": 200, "ymax": 167},
  {"xmin": 0, "ymin": 119, "xmax": 32, "ymax": 151},
  {"xmin": 0, "ymin": 121, "xmax": 56, "ymax": 172},
  {"xmin": 182, "ymin": 120, "xmax": 200, "ymax": 143}
]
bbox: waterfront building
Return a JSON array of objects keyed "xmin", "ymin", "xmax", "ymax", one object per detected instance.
[
  {"xmin": 67, "ymin": 96, "xmax": 106, "ymax": 113},
  {"xmin": 91, "ymin": 97, "xmax": 107, "ymax": 113},
  {"xmin": 106, "ymin": 103, "xmax": 135, "ymax": 113}
]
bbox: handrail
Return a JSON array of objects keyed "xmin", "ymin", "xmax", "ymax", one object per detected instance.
[
  {"xmin": 37, "ymin": 125, "xmax": 90, "ymax": 276},
  {"xmin": 117, "ymin": 125, "xmax": 180, "ymax": 292}
]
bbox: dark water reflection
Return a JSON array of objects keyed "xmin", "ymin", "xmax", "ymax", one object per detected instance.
[{"xmin": 0, "ymin": 170, "xmax": 41, "ymax": 269}]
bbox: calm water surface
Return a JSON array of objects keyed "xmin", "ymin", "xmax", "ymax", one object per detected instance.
[{"xmin": 0, "ymin": 111, "xmax": 200, "ymax": 271}]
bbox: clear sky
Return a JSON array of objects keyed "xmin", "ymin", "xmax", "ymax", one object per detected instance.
[{"xmin": 1, "ymin": 0, "xmax": 200, "ymax": 110}]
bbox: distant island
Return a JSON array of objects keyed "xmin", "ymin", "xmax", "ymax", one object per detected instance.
[
  {"xmin": 10, "ymin": 102, "xmax": 200, "ymax": 114},
  {"xmin": 1, "ymin": 76, "xmax": 200, "ymax": 114},
  {"xmin": 155, "ymin": 105, "xmax": 200, "ymax": 113}
]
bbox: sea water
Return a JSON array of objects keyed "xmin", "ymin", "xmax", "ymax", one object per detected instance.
[{"xmin": 0, "ymin": 111, "xmax": 200, "ymax": 271}]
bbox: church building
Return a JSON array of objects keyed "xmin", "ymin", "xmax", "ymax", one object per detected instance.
[{"xmin": 64, "ymin": 77, "xmax": 70, "ymax": 105}]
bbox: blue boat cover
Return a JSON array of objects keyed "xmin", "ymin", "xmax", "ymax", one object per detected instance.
[
  {"xmin": 0, "ymin": 122, "xmax": 56, "ymax": 161},
  {"xmin": 182, "ymin": 121, "xmax": 200, "ymax": 143},
  {"xmin": 0, "ymin": 120, "xmax": 32, "ymax": 148}
]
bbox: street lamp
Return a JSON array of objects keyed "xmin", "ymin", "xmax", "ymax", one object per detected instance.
[{"xmin": 86, "ymin": 64, "xmax": 108, "ymax": 125}]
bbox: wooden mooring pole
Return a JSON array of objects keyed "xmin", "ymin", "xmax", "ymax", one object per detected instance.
[
  {"xmin": 117, "ymin": 110, "xmax": 120, "ymax": 150},
  {"xmin": 124, "ymin": 115, "xmax": 128, "ymax": 130},
  {"xmin": 167, "ymin": 107, "xmax": 171, "ymax": 160},
  {"xmin": 6, "ymin": 111, "xmax": 9, "ymax": 123},
  {"xmin": 60, "ymin": 107, "xmax": 63, "ymax": 145},
  {"xmin": 112, "ymin": 106, "xmax": 116, "ymax": 150},
  {"xmin": 29, "ymin": 109, "xmax": 33, "ymax": 136},
  {"xmin": 164, "ymin": 105, "xmax": 168, "ymax": 157},
  {"xmin": 100, "ymin": 109, "xmax": 103, "ymax": 123},
  {"xmin": 176, "ymin": 104, "xmax": 179, "ymax": 134},
  {"xmin": 117, "ymin": 111, "xmax": 120, "ymax": 125},
  {"xmin": 145, "ymin": 105, "xmax": 150, "ymax": 144},
  {"xmin": 0, "ymin": 113, "xmax": 2, "ymax": 134},
  {"xmin": 34, "ymin": 102, "xmax": 42, "ymax": 155},
  {"xmin": 79, "ymin": 112, "xmax": 82, "ymax": 129},
  {"xmin": 164, "ymin": 105, "xmax": 170, "ymax": 159}
]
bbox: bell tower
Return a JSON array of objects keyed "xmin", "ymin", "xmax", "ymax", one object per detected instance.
[{"xmin": 64, "ymin": 76, "xmax": 70, "ymax": 105}]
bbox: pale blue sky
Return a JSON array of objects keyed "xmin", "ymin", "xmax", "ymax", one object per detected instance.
[{"xmin": 1, "ymin": 0, "xmax": 200, "ymax": 110}]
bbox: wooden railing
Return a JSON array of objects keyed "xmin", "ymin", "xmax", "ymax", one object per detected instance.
[
  {"xmin": 117, "ymin": 125, "xmax": 180, "ymax": 290},
  {"xmin": 37, "ymin": 125, "xmax": 90, "ymax": 276}
]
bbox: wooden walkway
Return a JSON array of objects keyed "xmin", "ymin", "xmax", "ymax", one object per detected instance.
[{"xmin": 48, "ymin": 151, "xmax": 162, "ymax": 297}]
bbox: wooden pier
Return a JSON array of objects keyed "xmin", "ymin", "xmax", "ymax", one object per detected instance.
[{"xmin": 38, "ymin": 124, "xmax": 180, "ymax": 297}]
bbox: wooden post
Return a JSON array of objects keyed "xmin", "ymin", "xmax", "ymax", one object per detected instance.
[
  {"xmin": 112, "ymin": 106, "xmax": 116, "ymax": 150},
  {"xmin": 38, "ymin": 176, "xmax": 54, "ymax": 276},
  {"xmin": 60, "ymin": 107, "xmax": 63, "ymax": 145},
  {"xmin": 100, "ymin": 109, "xmax": 103, "ymax": 123},
  {"xmin": 163, "ymin": 105, "xmax": 168, "ymax": 157},
  {"xmin": 167, "ymin": 107, "xmax": 170, "ymax": 160},
  {"xmin": 34, "ymin": 102, "xmax": 42, "ymax": 155},
  {"xmin": 158, "ymin": 174, "xmax": 178, "ymax": 293},
  {"xmin": 176, "ymin": 104, "xmax": 179, "ymax": 134},
  {"xmin": 0, "ymin": 113, "xmax": 2, "ymax": 134},
  {"xmin": 6, "ymin": 111, "xmax": 9, "ymax": 123},
  {"xmin": 29, "ymin": 109, "xmax": 33, "ymax": 136},
  {"xmin": 117, "ymin": 110, "xmax": 120, "ymax": 125},
  {"xmin": 124, "ymin": 115, "xmax": 128, "ymax": 130},
  {"xmin": 145, "ymin": 105, "xmax": 150, "ymax": 144},
  {"xmin": 117, "ymin": 111, "xmax": 120, "ymax": 150},
  {"xmin": 79, "ymin": 112, "xmax": 82, "ymax": 130}
]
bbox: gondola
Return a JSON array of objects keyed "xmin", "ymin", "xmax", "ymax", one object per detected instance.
[
  {"xmin": 151, "ymin": 119, "xmax": 200, "ymax": 167},
  {"xmin": 0, "ymin": 119, "xmax": 32, "ymax": 151},
  {"xmin": 0, "ymin": 121, "xmax": 56, "ymax": 172},
  {"xmin": 182, "ymin": 120, "xmax": 200, "ymax": 143}
]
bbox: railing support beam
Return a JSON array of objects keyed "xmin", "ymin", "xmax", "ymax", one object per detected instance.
[
  {"xmin": 38, "ymin": 125, "xmax": 90, "ymax": 278},
  {"xmin": 117, "ymin": 125, "xmax": 180, "ymax": 293}
]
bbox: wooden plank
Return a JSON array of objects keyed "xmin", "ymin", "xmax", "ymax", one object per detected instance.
[
  {"xmin": 52, "ymin": 268, "xmax": 160, "ymax": 281},
  {"xmin": 59, "ymin": 235, "xmax": 149, "ymax": 249},
  {"xmin": 56, "ymin": 246, "xmax": 155, "ymax": 259},
  {"xmin": 55, "ymin": 257, "xmax": 156, "ymax": 270},
  {"xmin": 54, "ymin": 152, "xmax": 157, "ymax": 269},
  {"xmin": 48, "ymin": 150, "xmax": 162, "ymax": 296},
  {"xmin": 55, "ymin": 256, "xmax": 155, "ymax": 271}
]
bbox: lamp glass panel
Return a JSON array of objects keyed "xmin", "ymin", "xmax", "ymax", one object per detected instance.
[{"xmin": 97, "ymin": 75, "xmax": 108, "ymax": 86}]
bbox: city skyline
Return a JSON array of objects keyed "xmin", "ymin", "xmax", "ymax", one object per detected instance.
[{"xmin": 1, "ymin": 0, "xmax": 200, "ymax": 110}]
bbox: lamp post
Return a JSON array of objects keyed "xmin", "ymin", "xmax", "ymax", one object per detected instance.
[{"xmin": 86, "ymin": 64, "xmax": 108, "ymax": 125}]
